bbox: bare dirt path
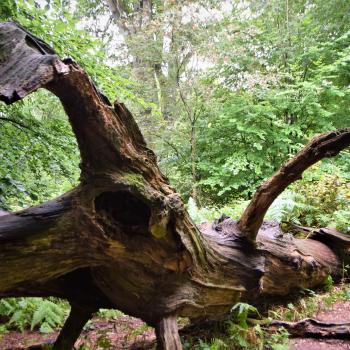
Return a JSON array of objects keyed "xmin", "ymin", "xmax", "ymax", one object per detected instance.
[
  {"xmin": 0, "ymin": 315, "xmax": 156, "ymax": 350},
  {"xmin": 2, "ymin": 300, "xmax": 350, "ymax": 349},
  {"xmin": 290, "ymin": 300, "xmax": 350, "ymax": 350}
]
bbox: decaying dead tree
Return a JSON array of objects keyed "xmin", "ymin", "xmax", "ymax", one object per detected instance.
[{"xmin": 0, "ymin": 22, "xmax": 349, "ymax": 350}]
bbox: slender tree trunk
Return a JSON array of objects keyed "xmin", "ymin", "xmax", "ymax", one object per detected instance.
[
  {"xmin": 190, "ymin": 121, "xmax": 199, "ymax": 204},
  {"xmin": 0, "ymin": 22, "xmax": 349, "ymax": 350},
  {"xmin": 154, "ymin": 63, "xmax": 165, "ymax": 117}
]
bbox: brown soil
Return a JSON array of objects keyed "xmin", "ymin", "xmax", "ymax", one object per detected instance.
[
  {"xmin": 2, "ymin": 301, "xmax": 350, "ymax": 349},
  {"xmin": 0, "ymin": 315, "xmax": 156, "ymax": 350},
  {"xmin": 290, "ymin": 300, "xmax": 350, "ymax": 350}
]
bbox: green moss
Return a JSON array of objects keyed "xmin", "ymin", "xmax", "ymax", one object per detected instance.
[
  {"xmin": 150, "ymin": 224, "xmax": 167, "ymax": 239},
  {"xmin": 121, "ymin": 173, "xmax": 146, "ymax": 190}
]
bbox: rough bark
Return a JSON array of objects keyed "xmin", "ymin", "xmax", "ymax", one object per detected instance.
[
  {"xmin": 0, "ymin": 22, "xmax": 349, "ymax": 349},
  {"xmin": 155, "ymin": 315, "xmax": 182, "ymax": 350}
]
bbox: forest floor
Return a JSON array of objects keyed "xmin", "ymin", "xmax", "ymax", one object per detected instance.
[
  {"xmin": 1, "ymin": 285, "xmax": 350, "ymax": 350},
  {"xmin": 0, "ymin": 314, "xmax": 156, "ymax": 349},
  {"xmin": 290, "ymin": 299, "xmax": 350, "ymax": 350}
]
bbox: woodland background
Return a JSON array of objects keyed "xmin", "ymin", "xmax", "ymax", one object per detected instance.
[{"xmin": 0, "ymin": 0, "xmax": 349, "ymax": 349}]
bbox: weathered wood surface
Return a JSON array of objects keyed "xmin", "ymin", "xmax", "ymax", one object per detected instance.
[
  {"xmin": 270, "ymin": 318, "xmax": 350, "ymax": 339},
  {"xmin": 0, "ymin": 22, "xmax": 349, "ymax": 349}
]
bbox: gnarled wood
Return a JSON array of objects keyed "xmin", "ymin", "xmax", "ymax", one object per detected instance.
[
  {"xmin": 238, "ymin": 129, "xmax": 350, "ymax": 242},
  {"xmin": 0, "ymin": 22, "xmax": 66, "ymax": 104},
  {"xmin": 155, "ymin": 315, "xmax": 182, "ymax": 350},
  {"xmin": 270, "ymin": 318, "xmax": 350, "ymax": 339},
  {"xmin": 0, "ymin": 22, "xmax": 349, "ymax": 350}
]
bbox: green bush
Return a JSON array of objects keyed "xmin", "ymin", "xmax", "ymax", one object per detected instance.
[{"xmin": 280, "ymin": 165, "xmax": 350, "ymax": 232}]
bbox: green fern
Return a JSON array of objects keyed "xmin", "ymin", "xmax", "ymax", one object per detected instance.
[
  {"xmin": 31, "ymin": 299, "xmax": 66, "ymax": 332},
  {"xmin": 266, "ymin": 191, "xmax": 296, "ymax": 222},
  {"xmin": 0, "ymin": 297, "xmax": 68, "ymax": 332}
]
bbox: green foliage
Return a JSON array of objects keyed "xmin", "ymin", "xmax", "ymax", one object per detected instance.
[
  {"xmin": 226, "ymin": 303, "xmax": 261, "ymax": 349},
  {"xmin": 0, "ymin": 95, "xmax": 80, "ymax": 210},
  {"xmin": 188, "ymin": 163, "xmax": 350, "ymax": 234},
  {"xmin": 158, "ymin": 0, "xmax": 350, "ymax": 205},
  {"xmin": 183, "ymin": 337, "xmax": 231, "ymax": 350},
  {"xmin": 264, "ymin": 327, "xmax": 289, "ymax": 350},
  {"xmin": 0, "ymin": 0, "xmax": 140, "ymax": 104},
  {"xmin": 187, "ymin": 197, "xmax": 248, "ymax": 224},
  {"xmin": 280, "ymin": 166, "xmax": 350, "ymax": 232},
  {"xmin": 97, "ymin": 309, "xmax": 124, "ymax": 319},
  {"xmin": 0, "ymin": 0, "xmax": 155, "ymax": 211},
  {"xmin": 231, "ymin": 303, "xmax": 259, "ymax": 329},
  {"xmin": 95, "ymin": 330, "xmax": 113, "ymax": 349},
  {"xmin": 0, "ymin": 297, "xmax": 69, "ymax": 332},
  {"xmin": 183, "ymin": 302, "xmax": 288, "ymax": 350},
  {"xmin": 1, "ymin": 0, "xmax": 348, "ymax": 212},
  {"xmin": 269, "ymin": 283, "xmax": 350, "ymax": 323},
  {"xmin": 323, "ymin": 275, "xmax": 334, "ymax": 292}
]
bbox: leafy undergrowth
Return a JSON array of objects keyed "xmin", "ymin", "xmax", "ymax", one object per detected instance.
[
  {"xmin": 180, "ymin": 282, "xmax": 350, "ymax": 350},
  {"xmin": 1, "ymin": 283, "xmax": 350, "ymax": 349},
  {"xmin": 188, "ymin": 165, "xmax": 350, "ymax": 234},
  {"xmin": 0, "ymin": 298, "xmax": 69, "ymax": 334},
  {"xmin": 0, "ymin": 313, "xmax": 155, "ymax": 350}
]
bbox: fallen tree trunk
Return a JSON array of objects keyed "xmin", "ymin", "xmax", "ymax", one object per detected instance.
[{"xmin": 0, "ymin": 22, "xmax": 349, "ymax": 350}]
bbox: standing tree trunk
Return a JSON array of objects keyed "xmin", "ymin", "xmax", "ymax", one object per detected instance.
[{"xmin": 0, "ymin": 22, "xmax": 349, "ymax": 350}]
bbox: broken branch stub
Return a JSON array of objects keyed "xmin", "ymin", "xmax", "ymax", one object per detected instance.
[{"xmin": 0, "ymin": 22, "xmax": 67, "ymax": 103}]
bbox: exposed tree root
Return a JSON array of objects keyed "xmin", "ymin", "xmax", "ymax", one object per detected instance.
[{"xmin": 270, "ymin": 318, "xmax": 350, "ymax": 339}]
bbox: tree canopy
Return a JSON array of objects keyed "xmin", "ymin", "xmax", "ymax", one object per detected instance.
[{"xmin": 0, "ymin": 0, "xmax": 349, "ymax": 217}]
